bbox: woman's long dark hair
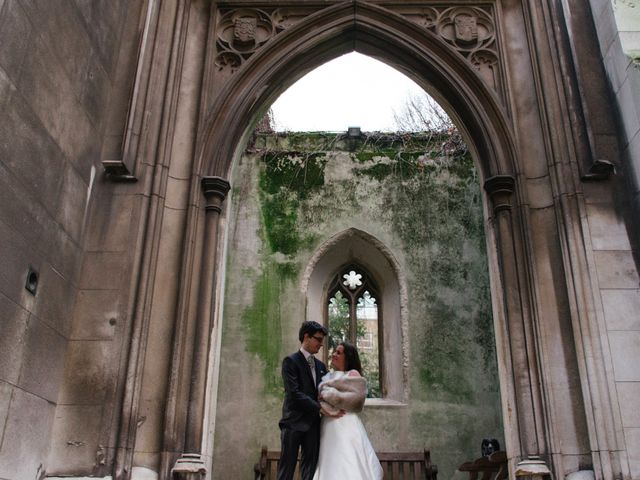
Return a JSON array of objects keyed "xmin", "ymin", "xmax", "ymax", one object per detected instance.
[{"xmin": 339, "ymin": 341, "xmax": 362, "ymax": 375}]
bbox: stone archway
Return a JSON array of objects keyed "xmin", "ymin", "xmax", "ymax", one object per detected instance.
[
  {"xmin": 119, "ymin": 2, "xmax": 624, "ymax": 480},
  {"xmin": 176, "ymin": 2, "xmax": 551, "ymax": 478},
  {"xmin": 198, "ymin": 2, "xmax": 516, "ymax": 180}
]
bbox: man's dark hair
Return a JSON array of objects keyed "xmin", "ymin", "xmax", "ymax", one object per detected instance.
[
  {"xmin": 339, "ymin": 341, "xmax": 363, "ymax": 375},
  {"xmin": 298, "ymin": 321, "xmax": 328, "ymax": 342}
]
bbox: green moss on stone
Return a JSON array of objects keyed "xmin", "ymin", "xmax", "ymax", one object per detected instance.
[
  {"xmin": 242, "ymin": 260, "xmax": 285, "ymax": 395},
  {"xmin": 258, "ymin": 152, "xmax": 327, "ymax": 255}
]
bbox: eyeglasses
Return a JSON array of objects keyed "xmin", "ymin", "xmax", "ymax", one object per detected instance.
[{"xmin": 311, "ymin": 335, "xmax": 325, "ymax": 342}]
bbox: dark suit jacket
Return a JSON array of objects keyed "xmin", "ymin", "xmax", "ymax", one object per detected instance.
[{"xmin": 279, "ymin": 351, "xmax": 327, "ymax": 432}]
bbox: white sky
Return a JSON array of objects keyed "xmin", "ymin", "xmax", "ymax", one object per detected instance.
[{"xmin": 270, "ymin": 52, "xmax": 426, "ymax": 133}]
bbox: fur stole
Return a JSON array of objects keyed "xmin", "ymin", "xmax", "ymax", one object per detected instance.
[{"xmin": 319, "ymin": 372, "xmax": 367, "ymax": 414}]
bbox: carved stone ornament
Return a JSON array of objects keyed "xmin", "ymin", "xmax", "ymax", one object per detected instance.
[
  {"xmin": 213, "ymin": 4, "xmax": 504, "ymax": 101},
  {"xmin": 454, "ymin": 14, "xmax": 478, "ymax": 44},
  {"xmin": 397, "ymin": 5, "xmax": 503, "ymax": 100},
  {"xmin": 234, "ymin": 17, "xmax": 257, "ymax": 44},
  {"xmin": 215, "ymin": 7, "xmax": 318, "ymax": 75},
  {"xmin": 215, "ymin": 8, "xmax": 274, "ymax": 73}
]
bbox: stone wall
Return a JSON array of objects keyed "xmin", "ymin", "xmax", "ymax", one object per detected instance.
[
  {"xmin": 0, "ymin": 1, "xmax": 132, "ymax": 478},
  {"xmin": 212, "ymin": 132, "xmax": 503, "ymax": 479},
  {"xmin": 588, "ymin": 1, "xmax": 640, "ymax": 477}
]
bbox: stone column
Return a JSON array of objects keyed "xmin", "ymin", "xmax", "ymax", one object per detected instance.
[
  {"xmin": 172, "ymin": 176, "xmax": 230, "ymax": 479},
  {"xmin": 484, "ymin": 175, "xmax": 551, "ymax": 478}
]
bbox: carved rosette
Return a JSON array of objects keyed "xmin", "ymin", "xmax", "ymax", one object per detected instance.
[
  {"xmin": 215, "ymin": 9, "xmax": 274, "ymax": 75},
  {"xmin": 214, "ymin": 7, "xmax": 319, "ymax": 78},
  {"xmin": 399, "ymin": 5, "xmax": 503, "ymax": 101}
]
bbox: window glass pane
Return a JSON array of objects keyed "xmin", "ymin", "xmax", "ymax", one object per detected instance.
[
  {"xmin": 356, "ymin": 291, "xmax": 381, "ymax": 398},
  {"xmin": 328, "ymin": 290, "xmax": 350, "ymax": 351}
]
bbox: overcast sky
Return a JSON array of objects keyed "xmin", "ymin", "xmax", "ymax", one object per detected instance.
[{"xmin": 270, "ymin": 52, "xmax": 426, "ymax": 133}]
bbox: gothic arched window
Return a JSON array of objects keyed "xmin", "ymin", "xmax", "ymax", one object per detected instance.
[{"xmin": 326, "ymin": 265, "xmax": 382, "ymax": 398}]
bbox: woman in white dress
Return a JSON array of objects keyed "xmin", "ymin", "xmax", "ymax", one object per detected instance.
[{"xmin": 313, "ymin": 342, "xmax": 383, "ymax": 480}]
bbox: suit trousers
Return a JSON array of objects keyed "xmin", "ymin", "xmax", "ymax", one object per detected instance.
[{"xmin": 277, "ymin": 423, "xmax": 320, "ymax": 480}]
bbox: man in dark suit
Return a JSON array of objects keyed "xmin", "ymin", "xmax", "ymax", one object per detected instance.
[{"xmin": 277, "ymin": 321, "xmax": 330, "ymax": 480}]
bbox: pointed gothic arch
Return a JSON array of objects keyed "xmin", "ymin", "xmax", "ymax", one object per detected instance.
[
  {"xmin": 189, "ymin": 2, "xmax": 544, "ymax": 477},
  {"xmin": 302, "ymin": 228, "xmax": 409, "ymax": 403},
  {"xmin": 197, "ymin": 1, "xmax": 517, "ymax": 181},
  {"xmin": 157, "ymin": 2, "xmax": 617, "ymax": 480}
]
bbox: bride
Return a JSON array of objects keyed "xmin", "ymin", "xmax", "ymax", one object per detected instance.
[{"xmin": 313, "ymin": 342, "xmax": 383, "ymax": 480}]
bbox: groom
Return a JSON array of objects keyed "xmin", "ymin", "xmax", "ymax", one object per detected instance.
[{"xmin": 277, "ymin": 321, "xmax": 328, "ymax": 480}]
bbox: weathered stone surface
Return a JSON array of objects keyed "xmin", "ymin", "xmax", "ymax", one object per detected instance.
[
  {"xmin": 0, "ymin": 294, "xmax": 29, "ymax": 385},
  {"xmin": 609, "ymin": 331, "xmax": 640, "ymax": 381},
  {"xmin": 18, "ymin": 315, "xmax": 67, "ymax": 403},
  {"xmin": 70, "ymin": 0, "xmax": 128, "ymax": 74},
  {"xmin": 47, "ymin": 404, "xmax": 104, "ymax": 475},
  {"xmin": 0, "ymin": 218, "xmax": 42, "ymax": 311},
  {"xmin": 85, "ymin": 191, "xmax": 138, "ymax": 253},
  {"xmin": 0, "ymin": 388, "xmax": 56, "ymax": 480},
  {"xmin": 0, "ymin": 0, "xmax": 128, "ymax": 477},
  {"xmin": 32, "ymin": 263, "xmax": 75, "ymax": 336},
  {"xmin": 526, "ymin": 176, "xmax": 554, "ymax": 209},
  {"xmin": 627, "ymin": 129, "xmax": 640, "ymax": 195},
  {"xmin": 618, "ymin": 74, "xmax": 640, "ymax": 147},
  {"xmin": 58, "ymin": 340, "xmax": 114, "ymax": 405},
  {"xmin": 50, "ymin": 228, "xmax": 83, "ymax": 286},
  {"xmin": 602, "ymin": 289, "xmax": 640, "ymax": 331},
  {"xmin": 0, "ymin": 381, "xmax": 12, "ymax": 444},
  {"xmin": 165, "ymin": 175, "xmax": 191, "ymax": 211},
  {"xmin": 595, "ymin": 0, "xmax": 618, "ymax": 54},
  {"xmin": 617, "ymin": 382, "xmax": 640, "ymax": 428},
  {"xmin": 56, "ymin": 164, "xmax": 90, "ymax": 243},
  {"xmin": 603, "ymin": 35, "xmax": 631, "ymax": 95},
  {"xmin": 70, "ymin": 289, "xmax": 120, "ymax": 340},
  {"xmin": 594, "ymin": 251, "xmax": 640, "ymax": 288},
  {"xmin": 0, "ymin": 86, "xmax": 65, "ymax": 218},
  {"xmin": 79, "ymin": 252, "xmax": 129, "ymax": 290},
  {"xmin": 0, "ymin": 0, "xmax": 32, "ymax": 83},
  {"xmin": 625, "ymin": 427, "xmax": 640, "ymax": 478},
  {"xmin": 587, "ymin": 203, "xmax": 632, "ymax": 251},
  {"xmin": 18, "ymin": 0, "xmax": 113, "ymax": 129}
]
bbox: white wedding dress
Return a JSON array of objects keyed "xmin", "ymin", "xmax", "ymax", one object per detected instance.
[{"xmin": 313, "ymin": 372, "xmax": 383, "ymax": 480}]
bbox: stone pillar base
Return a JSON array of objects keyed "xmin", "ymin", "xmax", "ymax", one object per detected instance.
[
  {"xmin": 515, "ymin": 456, "xmax": 552, "ymax": 479},
  {"xmin": 171, "ymin": 454, "xmax": 207, "ymax": 480}
]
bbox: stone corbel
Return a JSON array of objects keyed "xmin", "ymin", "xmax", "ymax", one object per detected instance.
[
  {"xmin": 173, "ymin": 176, "xmax": 230, "ymax": 480},
  {"xmin": 484, "ymin": 175, "xmax": 515, "ymax": 213}
]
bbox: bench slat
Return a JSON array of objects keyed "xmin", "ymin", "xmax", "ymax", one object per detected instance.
[{"xmin": 254, "ymin": 447, "xmax": 437, "ymax": 480}]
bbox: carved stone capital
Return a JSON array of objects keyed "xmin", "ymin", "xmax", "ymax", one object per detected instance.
[
  {"xmin": 201, "ymin": 176, "xmax": 231, "ymax": 213},
  {"xmin": 484, "ymin": 175, "xmax": 515, "ymax": 213}
]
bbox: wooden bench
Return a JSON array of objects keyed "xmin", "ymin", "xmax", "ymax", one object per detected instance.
[
  {"xmin": 254, "ymin": 446, "xmax": 438, "ymax": 479},
  {"xmin": 457, "ymin": 451, "xmax": 508, "ymax": 480}
]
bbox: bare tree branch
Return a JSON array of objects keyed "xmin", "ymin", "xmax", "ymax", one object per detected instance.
[{"xmin": 393, "ymin": 93, "xmax": 454, "ymax": 133}]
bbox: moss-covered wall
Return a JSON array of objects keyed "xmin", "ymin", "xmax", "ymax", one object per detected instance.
[{"xmin": 212, "ymin": 132, "xmax": 503, "ymax": 479}]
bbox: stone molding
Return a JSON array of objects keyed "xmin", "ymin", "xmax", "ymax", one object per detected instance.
[{"xmin": 211, "ymin": 2, "xmax": 506, "ymax": 100}]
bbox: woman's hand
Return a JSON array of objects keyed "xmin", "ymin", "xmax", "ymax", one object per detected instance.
[{"xmin": 320, "ymin": 406, "xmax": 346, "ymax": 418}]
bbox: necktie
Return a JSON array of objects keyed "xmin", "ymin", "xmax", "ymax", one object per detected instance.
[{"xmin": 308, "ymin": 355, "xmax": 316, "ymax": 384}]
